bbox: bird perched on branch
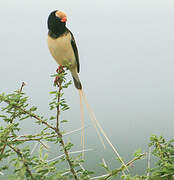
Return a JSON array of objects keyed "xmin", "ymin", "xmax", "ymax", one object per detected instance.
[
  {"xmin": 47, "ymin": 10, "xmax": 127, "ymax": 167},
  {"xmin": 47, "ymin": 10, "xmax": 82, "ymax": 90}
]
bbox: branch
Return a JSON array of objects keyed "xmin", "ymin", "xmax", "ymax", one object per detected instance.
[
  {"xmin": 102, "ymin": 153, "xmax": 146, "ymax": 180},
  {"xmin": 2, "ymin": 99, "xmax": 55, "ymax": 131},
  {"xmin": 63, "ymin": 125, "xmax": 90, "ymax": 136},
  {"xmin": 47, "ymin": 148, "xmax": 93, "ymax": 162},
  {"xmin": 55, "ymin": 118, "xmax": 79, "ymax": 180},
  {"xmin": 53, "ymin": 66, "xmax": 79, "ymax": 180},
  {"xmin": 0, "ymin": 144, "xmax": 6, "ymax": 161},
  {"xmin": 7, "ymin": 144, "xmax": 34, "ymax": 180},
  {"xmin": 0, "ymin": 82, "xmax": 26, "ymax": 160},
  {"xmin": 56, "ymin": 83, "xmax": 61, "ymax": 130},
  {"xmin": 20, "ymin": 109, "xmax": 56, "ymax": 131},
  {"xmin": 91, "ymin": 174, "xmax": 109, "ymax": 179},
  {"xmin": 146, "ymin": 147, "xmax": 151, "ymax": 179},
  {"xmin": 19, "ymin": 82, "xmax": 26, "ymax": 93}
]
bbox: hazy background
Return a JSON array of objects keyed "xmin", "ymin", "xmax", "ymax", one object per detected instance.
[{"xmin": 0, "ymin": 0, "xmax": 174, "ymax": 177}]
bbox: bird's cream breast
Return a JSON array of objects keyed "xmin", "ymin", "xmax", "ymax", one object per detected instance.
[{"xmin": 48, "ymin": 33, "xmax": 76, "ymax": 66}]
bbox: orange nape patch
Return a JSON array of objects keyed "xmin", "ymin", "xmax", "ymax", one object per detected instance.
[{"xmin": 55, "ymin": 11, "xmax": 67, "ymax": 20}]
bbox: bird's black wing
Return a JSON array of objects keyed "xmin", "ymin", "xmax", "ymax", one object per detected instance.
[{"xmin": 69, "ymin": 30, "xmax": 80, "ymax": 73}]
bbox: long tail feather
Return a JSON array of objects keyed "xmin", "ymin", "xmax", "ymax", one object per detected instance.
[
  {"xmin": 79, "ymin": 90, "xmax": 106, "ymax": 149},
  {"xmin": 80, "ymin": 90, "xmax": 129, "ymax": 172},
  {"xmin": 79, "ymin": 90, "xmax": 85, "ymax": 159}
]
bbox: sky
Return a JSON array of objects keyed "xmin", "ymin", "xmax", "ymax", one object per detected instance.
[{"xmin": 0, "ymin": 0, "xmax": 174, "ymax": 175}]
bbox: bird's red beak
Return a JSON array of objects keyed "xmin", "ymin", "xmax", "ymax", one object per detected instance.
[{"xmin": 61, "ymin": 16, "xmax": 67, "ymax": 22}]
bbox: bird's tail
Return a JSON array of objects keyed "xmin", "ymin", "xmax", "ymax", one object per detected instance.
[
  {"xmin": 78, "ymin": 89, "xmax": 129, "ymax": 172},
  {"xmin": 72, "ymin": 76, "xmax": 82, "ymax": 90},
  {"xmin": 71, "ymin": 69, "xmax": 82, "ymax": 89}
]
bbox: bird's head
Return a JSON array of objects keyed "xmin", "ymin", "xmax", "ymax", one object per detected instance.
[{"xmin": 47, "ymin": 10, "xmax": 67, "ymax": 35}]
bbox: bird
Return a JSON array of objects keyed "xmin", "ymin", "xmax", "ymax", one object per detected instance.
[
  {"xmin": 47, "ymin": 10, "xmax": 128, "ymax": 167},
  {"xmin": 47, "ymin": 10, "xmax": 87, "ymax": 153},
  {"xmin": 47, "ymin": 10, "xmax": 82, "ymax": 90}
]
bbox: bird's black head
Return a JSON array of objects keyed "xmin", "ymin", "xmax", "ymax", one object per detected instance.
[{"xmin": 47, "ymin": 10, "xmax": 67, "ymax": 37}]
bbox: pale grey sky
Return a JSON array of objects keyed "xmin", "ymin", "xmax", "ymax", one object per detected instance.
[{"xmin": 0, "ymin": 0, "xmax": 174, "ymax": 175}]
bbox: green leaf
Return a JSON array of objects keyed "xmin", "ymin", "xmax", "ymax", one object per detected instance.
[
  {"xmin": 49, "ymin": 116, "xmax": 56, "ymax": 120},
  {"xmin": 49, "ymin": 91, "xmax": 57, "ymax": 94},
  {"xmin": 60, "ymin": 120, "xmax": 68, "ymax": 123},
  {"xmin": 134, "ymin": 148, "xmax": 142, "ymax": 157}
]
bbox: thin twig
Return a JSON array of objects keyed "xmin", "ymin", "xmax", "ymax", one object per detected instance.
[
  {"xmin": 12, "ymin": 137, "xmax": 44, "ymax": 142},
  {"xmin": 55, "ymin": 127, "xmax": 79, "ymax": 180},
  {"xmin": 146, "ymin": 147, "xmax": 151, "ymax": 179},
  {"xmin": 54, "ymin": 69, "xmax": 79, "ymax": 180},
  {"xmin": 39, "ymin": 140, "xmax": 49, "ymax": 150},
  {"xmin": 21, "ymin": 109, "xmax": 55, "ymax": 131},
  {"xmin": 0, "ymin": 144, "xmax": 6, "ymax": 161},
  {"xmin": 0, "ymin": 82, "xmax": 26, "ymax": 160},
  {"xmin": 19, "ymin": 82, "xmax": 26, "ymax": 93},
  {"xmin": 61, "ymin": 171, "xmax": 71, "ymax": 176},
  {"xmin": 102, "ymin": 158, "xmax": 108, "ymax": 168},
  {"xmin": 79, "ymin": 163, "xmax": 91, "ymax": 179},
  {"xmin": 31, "ymin": 142, "xmax": 39, "ymax": 155},
  {"xmin": 161, "ymin": 173, "xmax": 174, "ymax": 177},
  {"xmin": 63, "ymin": 125, "xmax": 90, "ymax": 136},
  {"xmin": 47, "ymin": 148, "xmax": 93, "ymax": 163},
  {"xmin": 11, "ymin": 126, "xmax": 89, "ymax": 143},
  {"xmin": 3, "ymin": 100, "xmax": 56, "ymax": 131},
  {"xmin": 56, "ymin": 84, "xmax": 61, "ymax": 130},
  {"xmin": 102, "ymin": 153, "xmax": 145, "ymax": 180},
  {"xmin": 91, "ymin": 174, "xmax": 109, "ymax": 179}
]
